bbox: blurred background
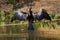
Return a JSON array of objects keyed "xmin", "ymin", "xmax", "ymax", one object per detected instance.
[{"xmin": 0, "ymin": 0, "xmax": 60, "ymax": 40}]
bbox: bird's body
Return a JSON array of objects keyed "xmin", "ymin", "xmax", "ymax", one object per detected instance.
[{"xmin": 27, "ymin": 7, "xmax": 34, "ymax": 23}]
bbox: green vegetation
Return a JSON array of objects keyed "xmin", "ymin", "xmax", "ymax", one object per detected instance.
[
  {"xmin": 0, "ymin": 10, "xmax": 60, "ymax": 33},
  {"xmin": 0, "ymin": 10, "xmax": 60, "ymax": 26},
  {"xmin": 33, "ymin": 20, "xmax": 57, "ymax": 29}
]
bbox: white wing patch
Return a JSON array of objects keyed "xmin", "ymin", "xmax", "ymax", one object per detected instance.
[
  {"xmin": 16, "ymin": 9, "xmax": 23, "ymax": 16},
  {"xmin": 37, "ymin": 9, "xmax": 42, "ymax": 16}
]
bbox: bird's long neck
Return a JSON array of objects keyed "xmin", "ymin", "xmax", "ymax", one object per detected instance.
[{"xmin": 29, "ymin": 8, "xmax": 33, "ymax": 15}]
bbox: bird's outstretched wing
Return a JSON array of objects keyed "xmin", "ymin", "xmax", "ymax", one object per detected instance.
[
  {"xmin": 33, "ymin": 9, "xmax": 51, "ymax": 21},
  {"xmin": 42, "ymin": 9, "xmax": 51, "ymax": 21},
  {"xmin": 11, "ymin": 11, "xmax": 28, "ymax": 22}
]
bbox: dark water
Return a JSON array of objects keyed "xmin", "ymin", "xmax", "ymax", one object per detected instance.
[
  {"xmin": 0, "ymin": 37, "xmax": 26, "ymax": 40},
  {"xmin": 0, "ymin": 37, "xmax": 60, "ymax": 40}
]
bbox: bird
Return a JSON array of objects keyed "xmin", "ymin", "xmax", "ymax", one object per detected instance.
[{"xmin": 11, "ymin": 7, "xmax": 51, "ymax": 23}]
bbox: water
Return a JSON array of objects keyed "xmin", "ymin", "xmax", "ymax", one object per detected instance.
[
  {"xmin": 0, "ymin": 37, "xmax": 60, "ymax": 40},
  {"xmin": 28, "ymin": 23, "xmax": 34, "ymax": 30},
  {"xmin": 28, "ymin": 23, "xmax": 35, "ymax": 40},
  {"xmin": 0, "ymin": 21, "xmax": 60, "ymax": 40},
  {"xmin": 0, "ymin": 37, "xmax": 27, "ymax": 40}
]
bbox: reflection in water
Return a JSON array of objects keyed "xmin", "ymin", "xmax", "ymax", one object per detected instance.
[
  {"xmin": 28, "ymin": 23, "xmax": 34, "ymax": 30},
  {"xmin": 28, "ymin": 23, "xmax": 34, "ymax": 40}
]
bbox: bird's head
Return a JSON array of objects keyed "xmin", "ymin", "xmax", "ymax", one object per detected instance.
[
  {"xmin": 28, "ymin": 6, "xmax": 32, "ymax": 12},
  {"xmin": 28, "ymin": 6, "xmax": 32, "ymax": 15}
]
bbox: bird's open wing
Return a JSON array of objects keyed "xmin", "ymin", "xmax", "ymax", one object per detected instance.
[
  {"xmin": 42, "ymin": 9, "xmax": 51, "ymax": 21},
  {"xmin": 11, "ymin": 11, "xmax": 28, "ymax": 22},
  {"xmin": 33, "ymin": 9, "xmax": 51, "ymax": 21}
]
